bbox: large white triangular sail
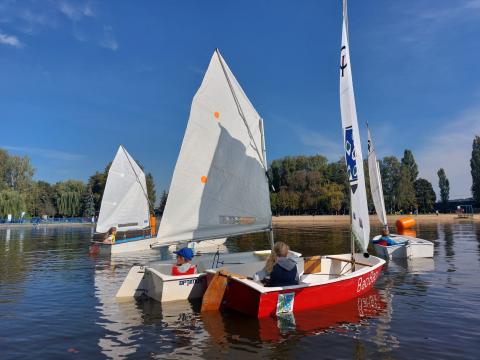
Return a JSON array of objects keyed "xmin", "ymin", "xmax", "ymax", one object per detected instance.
[
  {"xmin": 96, "ymin": 146, "xmax": 150, "ymax": 233},
  {"xmin": 367, "ymin": 126, "xmax": 388, "ymax": 228},
  {"xmin": 339, "ymin": 0, "xmax": 370, "ymax": 253},
  {"xmin": 156, "ymin": 49, "xmax": 271, "ymax": 244}
]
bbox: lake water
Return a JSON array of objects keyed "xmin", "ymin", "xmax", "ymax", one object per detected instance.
[{"xmin": 0, "ymin": 221, "xmax": 479, "ymax": 359}]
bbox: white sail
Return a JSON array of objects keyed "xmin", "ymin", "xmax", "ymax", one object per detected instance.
[
  {"xmin": 157, "ymin": 49, "xmax": 271, "ymax": 244},
  {"xmin": 367, "ymin": 126, "xmax": 388, "ymax": 227},
  {"xmin": 339, "ymin": 1, "xmax": 370, "ymax": 253},
  {"xmin": 96, "ymin": 146, "xmax": 150, "ymax": 233}
]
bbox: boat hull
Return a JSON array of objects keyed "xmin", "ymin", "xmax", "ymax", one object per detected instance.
[
  {"xmin": 116, "ymin": 250, "xmax": 302, "ymax": 302},
  {"xmin": 373, "ymin": 234, "xmax": 434, "ymax": 259},
  {"xmin": 207, "ymin": 254, "xmax": 385, "ymax": 318},
  {"xmin": 90, "ymin": 236, "xmax": 157, "ymax": 255}
]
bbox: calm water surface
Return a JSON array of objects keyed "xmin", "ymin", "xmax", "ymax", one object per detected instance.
[{"xmin": 0, "ymin": 221, "xmax": 479, "ymax": 359}]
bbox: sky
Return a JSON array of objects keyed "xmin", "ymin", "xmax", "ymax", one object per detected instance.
[{"xmin": 1, "ymin": 0, "xmax": 479, "ymax": 203}]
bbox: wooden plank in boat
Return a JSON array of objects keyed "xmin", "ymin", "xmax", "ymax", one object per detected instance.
[
  {"xmin": 326, "ymin": 256, "xmax": 373, "ymax": 267},
  {"xmin": 201, "ymin": 270, "xmax": 247, "ymax": 312}
]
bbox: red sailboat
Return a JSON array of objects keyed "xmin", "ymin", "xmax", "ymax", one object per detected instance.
[{"xmin": 203, "ymin": 0, "xmax": 385, "ymax": 318}]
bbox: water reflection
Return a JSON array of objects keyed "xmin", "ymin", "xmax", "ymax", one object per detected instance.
[
  {"xmin": 1, "ymin": 222, "xmax": 480, "ymax": 359},
  {"xmin": 94, "ymin": 263, "xmax": 143, "ymax": 359},
  {"xmin": 201, "ymin": 289, "xmax": 387, "ymax": 343}
]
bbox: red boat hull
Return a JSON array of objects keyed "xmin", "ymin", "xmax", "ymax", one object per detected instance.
[{"xmin": 221, "ymin": 264, "xmax": 384, "ymax": 318}]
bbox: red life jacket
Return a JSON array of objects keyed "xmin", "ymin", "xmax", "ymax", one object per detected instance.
[{"xmin": 171, "ymin": 264, "xmax": 197, "ymax": 276}]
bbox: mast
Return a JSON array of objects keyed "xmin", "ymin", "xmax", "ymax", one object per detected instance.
[
  {"xmin": 259, "ymin": 118, "xmax": 275, "ymax": 249},
  {"xmin": 340, "ymin": 0, "xmax": 370, "ymax": 261}
]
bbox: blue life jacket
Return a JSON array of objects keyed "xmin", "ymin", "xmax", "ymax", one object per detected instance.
[
  {"xmin": 380, "ymin": 236, "xmax": 397, "ymax": 246},
  {"xmin": 267, "ymin": 257, "xmax": 299, "ymax": 287}
]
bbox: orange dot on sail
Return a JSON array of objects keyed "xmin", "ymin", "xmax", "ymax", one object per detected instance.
[
  {"xmin": 201, "ymin": 176, "xmax": 208, "ymax": 184},
  {"xmin": 214, "ymin": 112, "xmax": 220, "ymax": 119}
]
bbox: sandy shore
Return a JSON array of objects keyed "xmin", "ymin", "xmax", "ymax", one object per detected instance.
[{"xmin": 272, "ymin": 213, "xmax": 478, "ymax": 225}]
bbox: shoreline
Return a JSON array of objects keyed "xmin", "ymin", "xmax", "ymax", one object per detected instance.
[
  {"xmin": 0, "ymin": 222, "xmax": 95, "ymax": 228},
  {"xmin": 272, "ymin": 214, "xmax": 478, "ymax": 225}
]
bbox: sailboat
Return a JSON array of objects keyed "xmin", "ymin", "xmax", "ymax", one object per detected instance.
[
  {"xmin": 116, "ymin": 49, "xmax": 297, "ymax": 302},
  {"xmin": 197, "ymin": 0, "xmax": 385, "ymax": 318},
  {"xmin": 90, "ymin": 145, "xmax": 156, "ymax": 255},
  {"xmin": 367, "ymin": 127, "xmax": 434, "ymax": 259}
]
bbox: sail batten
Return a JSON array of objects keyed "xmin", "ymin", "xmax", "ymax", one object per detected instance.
[
  {"xmin": 339, "ymin": 5, "xmax": 371, "ymax": 253},
  {"xmin": 96, "ymin": 146, "xmax": 150, "ymax": 233},
  {"xmin": 157, "ymin": 51, "xmax": 271, "ymax": 244},
  {"xmin": 367, "ymin": 127, "xmax": 388, "ymax": 227}
]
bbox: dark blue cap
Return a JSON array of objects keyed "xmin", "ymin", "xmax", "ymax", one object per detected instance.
[{"xmin": 174, "ymin": 247, "xmax": 194, "ymax": 261}]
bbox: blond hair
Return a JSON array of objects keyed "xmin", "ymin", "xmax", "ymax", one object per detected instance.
[{"xmin": 265, "ymin": 241, "xmax": 289, "ymax": 274}]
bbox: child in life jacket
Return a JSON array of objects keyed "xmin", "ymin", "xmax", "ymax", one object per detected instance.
[
  {"xmin": 103, "ymin": 227, "xmax": 117, "ymax": 244},
  {"xmin": 373, "ymin": 228, "xmax": 398, "ymax": 246},
  {"xmin": 171, "ymin": 247, "xmax": 197, "ymax": 276}
]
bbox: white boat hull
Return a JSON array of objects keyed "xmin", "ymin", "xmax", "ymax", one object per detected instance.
[
  {"xmin": 91, "ymin": 236, "xmax": 157, "ymax": 255},
  {"xmin": 116, "ymin": 250, "xmax": 302, "ymax": 303},
  {"xmin": 373, "ymin": 234, "xmax": 434, "ymax": 259}
]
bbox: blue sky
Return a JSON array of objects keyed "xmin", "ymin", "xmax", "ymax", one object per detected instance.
[{"xmin": 1, "ymin": 0, "xmax": 479, "ymax": 203}]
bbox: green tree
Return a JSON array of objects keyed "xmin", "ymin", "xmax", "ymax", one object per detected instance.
[
  {"xmin": 88, "ymin": 165, "xmax": 109, "ymax": 212},
  {"xmin": 471, "ymin": 136, "xmax": 480, "ymax": 206},
  {"xmin": 0, "ymin": 189, "xmax": 25, "ymax": 218},
  {"xmin": 380, "ymin": 156, "xmax": 401, "ymax": 212},
  {"xmin": 25, "ymin": 181, "xmax": 56, "ymax": 217},
  {"xmin": 146, "ymin": 172, "xmax": 156, "ymax": 209},
  {"xmin": 3, "ymin": 155, "xmax": 34, "ymax": 192},
  {"xmin": 437, "ymin": 168, "xmax": 450, "ymax": 210},
  {"xmin": 396, "ymin": 166, "xmax": 417, "ymax": 211},
  {"xmin": 401, "ymin": 149, "xmax": 419, "ymax": 183},
  {"xmin": 157, "ymin": 190, "xmax": 168, "ymax": 216},
  {"xmin": 414, "ymin": 178, "xmax": 436, "ymax": 213},
  {"xmin": 0, "ymin": 149, "xmax": 8, "ymax": 191},
  {"xmin": 55, "ymin": 180, "xmax": 85, "ymax": 217},
  {"xmin": 82, "ymin": 186, "xmax": 96, "ymax": 217}
]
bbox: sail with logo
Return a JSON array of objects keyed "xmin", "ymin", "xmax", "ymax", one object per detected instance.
[
  {"xmin": 367, "ymin": 125, "xmax": 388, "ymax": 229},
  {"xmin": 339, "ymin": 0, "xmax": 370, "ymax": 254},
  {"xmin": 154, "ymin": 49, "xmax": 272, "ymax": 246}
]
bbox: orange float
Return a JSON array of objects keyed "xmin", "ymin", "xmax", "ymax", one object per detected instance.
[
  {"xmin": 396, "ymin": 217, "xmax": 416, "ymax": 234},
  {"xmin": 150, "ymin": 215, "xmax": 156, "ymax": 237}
]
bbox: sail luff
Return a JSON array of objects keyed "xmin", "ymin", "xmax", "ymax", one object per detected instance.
[
  {"xmin": 367, "ymin": 126, "xmax": 388, "ymax": 227},
  {"xmin": 339, "ymin": 5, "xmax": 370, "ymax": 253}
]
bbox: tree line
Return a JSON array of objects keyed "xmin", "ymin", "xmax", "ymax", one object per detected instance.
[
  {"xmin": 0, "ymin": 148, "xmax": 156, "ymax": 219},
  {"xmin": 269, "ymin": 135, "xmax": 480, "ymax": 215},
  {"xmin": 2, "ymin": 135, "xmax": 479, "ymax": 219}
]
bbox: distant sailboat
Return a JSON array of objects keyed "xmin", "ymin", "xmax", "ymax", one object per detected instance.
[
  {"xmin": 367, "ymin": 126, "xmax": 388, "ymax": 229},
  {"xmin": 117, "ymin": 49, "xmax": 290, "ymax": 302},
  {"xmin": 367, "ymin": 127, "xmax": 434, "ymax": 259},
  {"xmin": 90, "ymin": 145, "xmax": 156, "ymax": 254}
]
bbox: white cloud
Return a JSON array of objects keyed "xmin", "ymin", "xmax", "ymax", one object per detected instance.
[
  {"xmin": 0, "ymin": 30, "xmax": 23, "ymax": 48},
  {"xmin": 58, "ymin": 1, "xmax": 95, "ymax": 21},
  {"xmin": 416, "ymin": 105, "xmax": 480, "ymax": 199},
  {"xmin": 99, "ymin": 25, "xmax": 118, "ymax": 51},
  {"xmin": 2, "ymin": 146, "xmax": 85, "ymax": 161}
]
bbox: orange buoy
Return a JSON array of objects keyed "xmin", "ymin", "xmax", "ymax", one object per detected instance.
[
  {"xmin": 400, "ymin": 229, "xmax": 417, "ymax": 237},
  {"xmin": 150, "ymin": 215, "xmax": 156, "ymax": 237},
  {"xmin": 396, "ymin": 217, "xmax": 416, "ymax": 233}
]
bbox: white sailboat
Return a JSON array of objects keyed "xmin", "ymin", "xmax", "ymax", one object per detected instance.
[
  {"xmin": 90, "ymin": 145, "xmax": 156, "ymax": 255},
  {"xmin": 116, "ymin": 49, "xmax": 293, "ymax": 302},
  {"xmin": 367, "ymin": 127, "xmax": 433, "ymax": 259}
]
